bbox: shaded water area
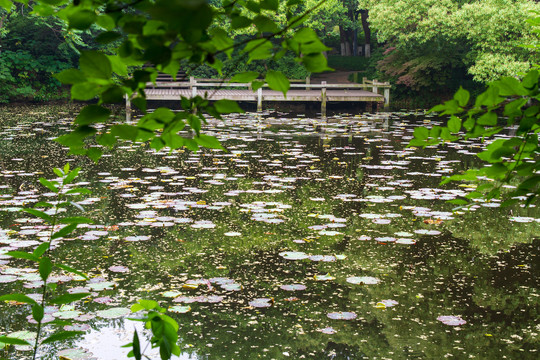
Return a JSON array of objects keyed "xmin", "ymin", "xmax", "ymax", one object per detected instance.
[{"xmin": 0, "ymin": 105, "xmax": 538, "ymax": 359}]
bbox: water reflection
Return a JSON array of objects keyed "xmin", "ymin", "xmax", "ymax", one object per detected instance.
[{"xmin": 0, "ymin": 106, "xmax": 538, "ymax": 359}]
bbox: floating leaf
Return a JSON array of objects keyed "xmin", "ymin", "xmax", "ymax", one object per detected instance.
[
  {"xmin": 96, "ymin": 307, "xmax": 130, "ymax": 319},
  {"xmin": 437, "ymin": 315, "xmax": 466, "ymax": 326},
  {"xmin": 169, "ymin": 305, "xmax": 191, "ymax": 314},
  {"xmin": 249, "ymin": 298, "xmax": 273, "ymax": 308},
  {"xmin": 346, "ymin": 276, "xmax": 380, "ymax": 285},
  {"xmin": 327, "ymin": 312, "xmax": 357, "ymax": 320},
  {"xmin": 280, "ymin": 284, "xmax": 306, "ymax": 291},
  {"xmin": 279, "ymin": 251, "xmax": 309, "ymax": 260}
]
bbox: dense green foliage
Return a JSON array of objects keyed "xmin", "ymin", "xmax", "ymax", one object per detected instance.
[
  {"xmin": 0, "ymin": 12, "xmax": 78, "ymax": 102},
  {"xmin": 359, "ymin": 0, "xmax": 540, "ymax": 95},
  {"xmin": 410, "ymin": 71, "xmax": 540, "ymax": 207}
]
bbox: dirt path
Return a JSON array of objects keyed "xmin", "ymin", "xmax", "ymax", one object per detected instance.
[{"xmin": 310, "ymin": 70, "xmax": 356, "ymax": 84}]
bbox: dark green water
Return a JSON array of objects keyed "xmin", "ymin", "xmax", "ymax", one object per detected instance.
[{"xmin": 0, "ymin": 106, "xmax": 538, "ymax": 359}]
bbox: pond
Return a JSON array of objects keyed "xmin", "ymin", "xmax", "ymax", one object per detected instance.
[{"xmin": 0, "ymin": 105, "xmax": 538, "ymax": 359}]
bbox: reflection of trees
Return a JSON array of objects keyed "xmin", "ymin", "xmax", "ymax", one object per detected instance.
[{"xmin": 1, "ymin": 116, "xmax": 539, "ymax": 359}]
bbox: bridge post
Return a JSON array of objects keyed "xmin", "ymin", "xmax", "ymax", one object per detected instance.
[
  {"xmin": 190, "ymin": 77, "xmax": 197, "ymax": 97},
  {"xmin": 321, "ymin": 81, "xmax": 327, "ymax": 119},
  {"xmin": 384, "ymin": 87, "xmax": 390, "ymax": 109},
  {"xmin": 257, "ymin": 87, "xmax": 263, "ymax": 112},
  {"xmin": 305, "ymin": 75, "xmax": 310, "ymax": 90},
  {"xmin": 125, "ymin": 94, "xmax": 131, "ymax": 122}
]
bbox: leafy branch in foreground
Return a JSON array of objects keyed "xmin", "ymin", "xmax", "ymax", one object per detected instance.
[
  {"xmin": 124, "ymin": 300, "xmax": 182, "ymax": 360},
  {"xmin": 0, "ymin": 0, "xmax": 332, "ymax": 160},
  {"xmin": 0, "ymin": 164, "xmax": 92, "ymax": 359},
  {"xmin": 409, "ymin": 70, "xmax": 539, "ymax": 207}
]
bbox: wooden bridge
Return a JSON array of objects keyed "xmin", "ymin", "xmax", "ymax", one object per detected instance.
[{"xmin": 128, "ymin": 76, "xmax": 390, "ymax": 120}]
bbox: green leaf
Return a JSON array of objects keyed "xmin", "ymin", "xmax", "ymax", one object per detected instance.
[
  {"xmin": 54, "ymin": 69, "xmax": 87, "ymax": 85},
  {"xmin": 413, "ymin": 127, "xmax": 429, "ymax": 140},
  {"xmin": 97, "ymin": 133, "xmax": 117, "ymax": 147},
  {"xmin": 260, "ymin": 0, "xmax": 279, "ymax": 11},
  {"xmin": 41, "ymin": 331, "xmax": 84, "ymax": 345},
  {"xmin": 0, "ymin": 294, "xmax": 37, "ymax": 305},
  {"xmin": 54, "ymin": 263, "xmax": 88, "ymax": 280},
  {"xmin": 33, "ymin": 243, "xmax": 50, "ymax": 257},
  {"xmin": 75, "ymin": 105, "xmax": 111, "ymax": 125},
  {"xmin": 50, "ymin": 293, "xmax": 90, "ymax": 305},
  {"xmin": 132, "ymin": 97, "xmax": 147, "ymax": 112},
  {"xmin": 477, "ymin": 112, "xmax": 497, "ymax": 126},
  {"xmin": 475, "ymin": 85, "xmax": 502, "ymax": 107},
  {"xmin": 453, "ymin": 87, "xmax": 470, "ymax": 107},
  {"xmin": 6, "ymin": 251, "xmax": 39, "ymax": 262},
  {"xmin": 500, "ymin": 198, "xmax": 519, "ymax": 208},
  {"xmin": 135, "ymin": 299, "xmax": 158, "ymax": 310},
  {"xmin": 39, "ymin": 257, "xmax": 53, "ymax": 281},
  {"xmin": 195, "ymin": 135, "xmax": 224, "ymax": 150},
  {"xmin": 253, "ymin": 15, "xmax": 279, "ymax": 33},
  {"xmin": 71, "ymin": 82, "xmax": 101, "ymax": 101},
  {"xmin": 231, "ymin": 15, "xmax": 251, "ymax": 29},
  {"xmin": 101, "ymin": 85, "xmax": 125, "ymax": 104},
  {"xmin": 230, "ymin": 72, "xmax": 259, "ymax": 83},
  {"xmin": 54, "ymin": 125, "xmax": 97, "ymax": 150},
  {"xmin": 265, "ymin": 70, "xmax": 289, "ymax": 97},
  {"xmin": 522, "ymin": 69, "xmax": 539, "ymax": 89},
  {"xmin": 447, "ymin": 116, "xmax": 462, "ymax": 133},
  {"xmin": 0, "ymin": 0, "xmax": 13, "ymax": 12},
  {"xmin": 32, "ymin": 304, "xmax": 44, "ymax": 323},
  {"xmin": 63, "ymin": 167, "xmax": 81, "ymax": 185},
  {"xmin": 111, "ymin": 125, "xmax": 139, "ymax": 140},
  {"xmin": 68, "ymin": 9, "xmax": 97, "ymax": 30},
  {"xmin": 87, "ymin": 148, "xmax": 103, "ymax": 163},
  {"xmin": 302, "ymin": 53, "xmax": 332, "ymax": 73},
  {"xmin": 79, "ymin": 51, "xmax": 112, "ymax": 79},
  {"xmin": 244, "ymin": 39, "xmax": 273, "ymax": 62},
  {"xmin": 448, "ymin": 199, "xmax": 469, "ymax": 205},
  {"xmin": 132, "ymin": 330, "xmax": 142, "ymax": 360},
  {"xmin": 59, "ymin": 217, "xmax": 94, "ymax": 225},
  {"xmin": 495, "ymin": 77, "xmax": 528, "ymax": 96},
  {"xmin": 39, "ymin": 178, "xmax": 59, "ymax": 193},
  {"xmin": 96, "ymin": 31, "xmax": 122, "ymax": 44},
  {"xmin": 23, "ymin": 209, "xmax": 52, "ymax": 223},
  {"xmin": 246, "ymin": 1, "xmax": 260, "ymax": 13},
  {"xmin": 214, "ymin": 99, "xmax": 244, "ymax": 114},
  {"xmin": 0, "ymin": 336, "xmax": 30, "ymax": 346},
  {"xmin": 251, "ymin": 80, "xmax": 264, "ymax": 91},
  {"xmin": 51, "ymin": 224, "xmax": 77, "ymax": 240}
]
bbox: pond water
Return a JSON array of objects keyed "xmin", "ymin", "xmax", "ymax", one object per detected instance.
[{"xmin": 0, "ymin": 106, "xmax": 538, "ymax": 359}]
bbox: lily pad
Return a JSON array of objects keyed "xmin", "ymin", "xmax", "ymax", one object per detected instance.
[
  {"xmin": 57, "ymin": 348, "xmax": 96, "ymax": 360},
  {"xmin": 437, "ymin": 315, "xmax": 466, "ymax": 326},
  {"xmin": 314, "ymin": 274, "xmax": 335, "ymax": 281},
  {"xmin": 53, "ymin": 310, "xmax": 83, "ymax": 319},
  {"xmin": 87, "ymin": 281, "xmax": 116, "ymax": 291},
  {"xmin": 279, "ymin": 251, "xmax": 309, "ymax": 260},
  {"xmin": 327, "ymin": 312, "xmax": 357, "ymax": 320},
  {"xmin": 280, "ymin": 284, "xmax": 307, "ymax": 291},
  {"xmin": 108, "ymin": 266, "xmax": 129, "ymax": 273},
  {"xmin": 346, "ymin": 276, "xmax": 381, "ymax": 285},
  {"xmin": 96, "ymin": 307, "xmax": 131, "ymax": 319},
  {"xmin": 249, "ymin": 298, "xmax": 273, "ymax": 308},
  {"xmin": 169, "ymin": 305, "xmax": 191, "ymax": 313},
  {"xmin": 0, "ymin": 275, "xmax": 17, "ymax": 283},
  {"xmin": 318, "ymin": 327, "xmax": 337, "ymax": 334}
]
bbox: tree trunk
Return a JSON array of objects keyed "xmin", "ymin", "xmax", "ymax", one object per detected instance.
[
  {"xmin": 360, "ymin": 10, "xmax": 371, "ymax": 58},
  {"xmin": 349, "ymin": 9, "xmax": 358, "ymax": 57},
  {"xmin": 339, "ymin": 26, "xmax": 348, "ymax": 56}
]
